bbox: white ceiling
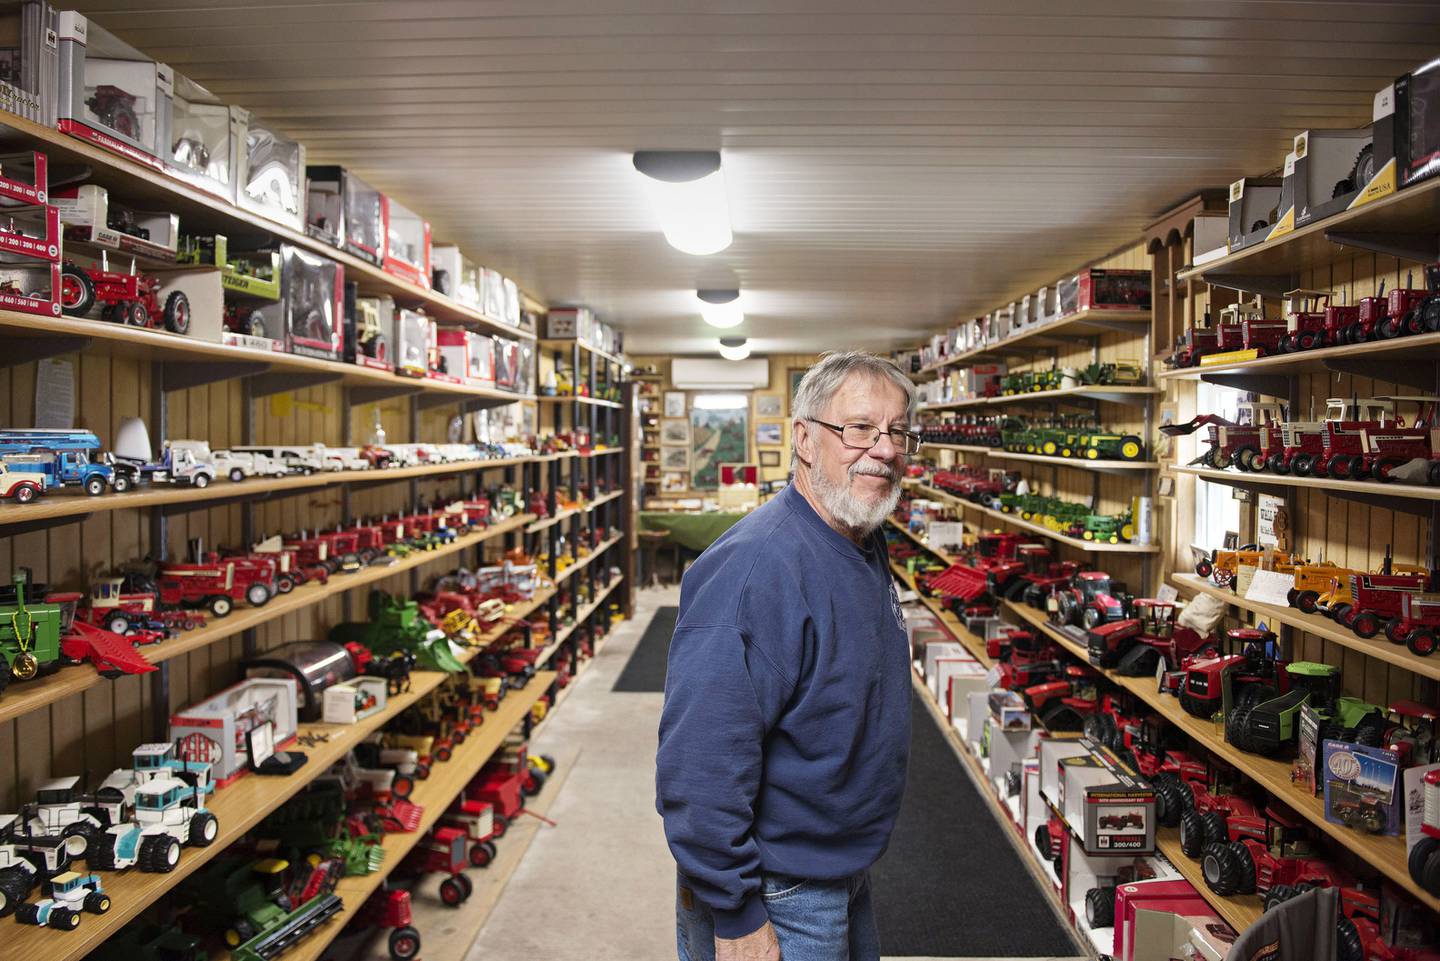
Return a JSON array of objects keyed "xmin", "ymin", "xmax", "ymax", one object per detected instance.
[{"xmin": 85, "ymin": 0, "xmax": 1440, "ymax": 354}]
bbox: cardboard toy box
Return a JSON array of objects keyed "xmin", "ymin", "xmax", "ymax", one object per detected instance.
[
  {"xmin": 169, "ymin": 677, "xmax": 299, "ymax": 786},
  {"xmin": 167, "ymin": 72, "xmax": 243, "ymax": 201},
  {"xmin": 306, "ymin": 164, "xmax": 385, "ymax": 264},
  {"xmin": 53, "ymin": 183, "xmax": 178, "ymax": 261},
  {"xmin": 1113, "ymin": 879, "xmax": 1217, "ymax": 961},
  {"xmin": 382, "ymin": 195, "xmax": 431, "ymax": 288},
  {"xmin": 1059, "ymin": 740, "xmax": 1156, "ymax": 855},
  {"xmin": 0, "ymin": 2, "xmax": 61, "ymax": 126},
  {"xmin": 1226, "ymin": 172, "xmax": 1289, "ymax": 252},
  {"xmin": 1291, "ymin": 123, "xmax": 1394, "ymax": 230},
  {"xmin": 989, "ymin": 689, "xmax": 1032, "ymax": 732},
  {"xmin": 236, "ymin": 110, "xmax": 306, "ymax": 231},
  {"xmin": 346, "ymin": 290, "xmax": 396, "ymax": 372},
  {"xmin": 431, "ymin": 243, "xmax": 481, "ymax": 309},
  {"xmin": 437, "ymin": 327, "xmax": 496, "ymax": 386},
  {"xmin": 1398, "ymin": 56, "xmax": 1440, "ymax": 188},
  {"xmin": 1058, "ymin": 268, "xmax": 1152, "ymax": 315},
  {"xmin": 281, "ymin": 244, "xmax": 344, "ymax": 360},
  {"xmin": 922, "ymin": 641, "xmax": 966, "ymax": 699},
  {"xmin": 1322, "ymin": 740, "xmax": 1402, "ymax": 835},
  {"xmin": 1037, "ymin": 734, "xmax": 1090, "ymax": 809},
  {"xmin": 395, "ymin": 309, "xmax": 433, "ymax": 378},
  {"xmin": 322, "ymin": 676, "xmax": 388, "ymax": 724},
  {"xmin": 56, "ymin": 11, "xmax": 172, "ymax": 168}
]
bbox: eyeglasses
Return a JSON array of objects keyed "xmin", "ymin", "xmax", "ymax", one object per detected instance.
[{"xmin": 809, "ymin": 419, "xmax": 920, "ymax": 455}]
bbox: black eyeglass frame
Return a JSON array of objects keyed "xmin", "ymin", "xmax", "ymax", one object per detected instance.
[{"xmin": 807, "ymin": 418, "xmax": 920, "ymax": 454}]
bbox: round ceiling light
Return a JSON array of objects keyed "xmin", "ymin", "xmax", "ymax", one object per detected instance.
[
  {"xmin": 697, "ymin": 289, "xmax": 743, "ymax": 329},
  {"xmin": 633, "ymin": 150, "xmax": 733, "ymax": 256},
  {"xmin": 718, "ymin": 337, "xmax": 750, "ymax": 361}
]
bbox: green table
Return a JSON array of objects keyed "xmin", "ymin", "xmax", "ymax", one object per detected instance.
[{"xmin": 639, "ymin": 511, "xmax": 746, "ymax": 553}]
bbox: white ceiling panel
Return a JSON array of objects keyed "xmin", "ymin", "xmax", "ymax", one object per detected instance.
[{"xmin": 79, "ymin": 0, "xmax": 1440, "ymax": 353}]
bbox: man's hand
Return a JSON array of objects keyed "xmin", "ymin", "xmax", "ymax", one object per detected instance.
[{"xmin": 716, "ymin": 920, "xmax": 781, "ymax": 961}]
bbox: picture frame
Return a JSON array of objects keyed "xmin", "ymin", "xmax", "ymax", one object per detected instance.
[
  {"xmin": 660, "ymin": 418, "xmax": 690, "ymax": 446},
  {"xmin": 664, "ymin": 391, "xmax": 687, "ymax": 418},
  {"xmin": 759, "ymin": 450, "xmax": 782, "ymax": 468},
  {"xmin": 788, "ymin": 367, "xmax": 809, "ymax": 400},
  {"xmin": 690, "ymin": 401, "xmax": 750, "ymax": 490},
  {"xmin": 661, "ymin": 447, "xmax": 690, "ymax": 470},
  {"xmin": 661, "ymin": 471, "xmax": 687, "ymax": 493},
  {"xmin": 755, "ymin": 393, "xmax": 783, "ymax": 417},
  {"xmin": 755, "ymin": 421, "xmax": 783, "ymax": 447}
]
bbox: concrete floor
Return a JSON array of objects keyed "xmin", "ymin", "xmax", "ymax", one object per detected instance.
[{"xmin": 465, "ymin": 586, "xmax": 1086, "ymax": 961}]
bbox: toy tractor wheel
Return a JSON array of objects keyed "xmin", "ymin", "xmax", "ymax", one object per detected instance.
[
  {"xmin": 164, "ymin": 291, "xmax": 191, "ymax": 335},
  {"xmin": 1291, "ymin": 453, "xmax": 1315, "ymax": 476},
  {"xmin": 61, "ymin": 821, "xmax": 98, "ymax": 858},
  {"xmin": 83, "ymin": 892, "xmax": 111, "ymax": 914},
  {"xmin": 129, "ymin": 301, "xmax": 150, "ymax": 328},
  {"xmin": 1295, "ymin": 590, "xmax": 1320, "ymax": 614},
  {"xmin": 139, "ymin": 834, "xmax": 181, "ymax": 872},
  {"xmin": 226, "ymin": 919, "xmax": 256, "ymax": 946},
  {"xmin": 1384, "ymin": 617, "xmax": 1407, "ymax": 644},
  {"xmin": 1225, "ymin": 704, "xmax": 1252, "ymax": 750},
  {"xmin": 414, "ymin": 761, "xmax": 431, "ymax": 780},
  {"xmin": 59, "ymin": 266, "xmax": 96, "ymax": 316},
  {"xmin": 0, "ymin": 872, "xmax": 27, "ymax": 918},
  {"xmin": 469, "ymin": 842, "xmax": 493, "ymax": 868},
  {"xmin": 388, "ymin": 926, "xmax": 422, "ymax": 960},
  {"xmin": 1179, "ymin": 809, "xmax": 1207, "ymax": 856},
  {"xmin": 189, "ymin": 810, "xmax": 219, "ymax": 846},
  {"xmin": 84, "ymin": 474, "xmax": 106, "ymax": 496},
  {"xmin": 1201, "ymin": 840, "xmax": 1253, "ymax": 895},
  {"xmin": 1084, "ymin": 886, "xmax": 1115, "ymax": 928},
  {"xmin": 1424, "ymin": 297, "xmax": 1440, "ymax": 332},
  {"xmin": 1409, "ymin": 836, "xmax": 1440, "ymax": 894},
  {"xmin": 1330, "ymin": 603, "xmax": 1353, "ymax": 624},
  {"xmin": 1336, "ymin": 915, "xmax": 1365, "ymax": 961},
  {"xmin": 245, "ymin": 583, "xmax": 272, "ymax": 607},
  {"xmin": 209, "ymin": 595, "xmax": 233, "ymax": 617},
  {"xmin": 1351, "ymin": 611, "xmax": 1381, "ymax": 639},
  {"xmin": 1118, "ymin": 437, "xmax": 1143, "ymax": 461},
  {"xmin": 438, "ymin": 876, "xmax": 467, "ymax": 907},
  {"xmin": 1154, "ymin": 780, "xmax": 1184, "ymax": 828},
  {"xmin": 48, "ymin": 905, "xmax": 80, "ymax": 929},
  {"xmin": 1234, "ymin": 447, "xmax": 1258, "ymax": 471},
  {"xmin": 1380, "ymin": 315, "xmax": 1405, "ymax": 339},
  {"xmin": 1081, "ymin": 606, "xmax": 1105, "ymax": 630},
  {"xmin": 491, "ymin": 814, "xmax": 509, "ymax": 838},
  {"xmin": 1268, "ymin": 452, "xmax": 1289, "ymax": 474},
  {"xmin": 391, "ymin": 774, "xmax": 414, "ymax": 799},
  {"xmin": 1264, "ymin": 884, "xmax": 1297, "ymax": 911},
  {"xmin": 1194, "ymin": 558, "xmax": 1213, "ymax": 578},
  {"xmin": 275, "ymin": 574, "xmax": 295, "ymax": 594},
  {"xmin": 1407, "ymin": 628, "xmax": 1437, "ymax": 657},
  {"xmin": 521, "ymin": 767, "xmax": 547, "ymax": 796},
  {"xmin": 435, "ymin": 743, "xmax": 452, "ymax": 762}
]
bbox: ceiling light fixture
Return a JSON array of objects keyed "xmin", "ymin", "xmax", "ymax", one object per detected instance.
[
  {"xmin": 697, "ymin": 289, "xmax": 743, "ymax": 329},
  {"xmin": 633, "ymin": 150, "xmax": 732, "ymax": 255},
  {"xmin": 718, "ymin": 337, "xmax": 750, "ymax": 361}
]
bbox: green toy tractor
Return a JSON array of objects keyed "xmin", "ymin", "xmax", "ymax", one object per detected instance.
[
  {"xmin": 1228, "ymin": 661, "xmax": 1340, "ymax": 756},
  {"xmin": 329, "ymin": 591, "xmax": 466, "ymax": 673},
  {"xmin": 1076, "ymin": 431, "xmax": 1147, "ymax": 461},
  {"xmin": 0, "ymin": 569, "xmax": 64, "ymax": 696}
]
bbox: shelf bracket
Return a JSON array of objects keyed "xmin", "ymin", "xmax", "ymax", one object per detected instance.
[
  {"xmin": 1322, "ymin": 358, "xmax": 1440, "ymax": 391},
  {"xmin": 1199, "ymin": 272, "xmax": 1296, "ymax": 299},
  {"xmin": 349, "ymin": 383, "xmax": 422, "ymax": 405},
  {"xmin": 0, "ymin": 512, "xmax": 91, "ymax": 535},
  {"xmin": 0, "ymin": 334, "xmax": 91, "ymax": 367},
  {"xmin": 1325, "ymin": 230, "xmax": 1439, "ymax": 265},
  {"xmin": 414, "ymin": 391, "xmax": 477, "ymax": 411},
  {"xmin": 160, "ymin": 360, "xmax": 269, "ymax": 392},
  {"xmin": 248, "ymin": 371, "xmax": 344, "ymax": 397},
  {"xmin": 1198, "ymin": 372, "xmax": 1292, "ymax": 397}
]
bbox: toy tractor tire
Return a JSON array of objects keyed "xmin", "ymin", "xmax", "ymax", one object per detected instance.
[
  {"xmin": 86, "ymin": 840, "xmax": 116, "ymax": 870},
  {"xmin": 438, "ymin": 876, "xmax": 467, "ymax": 907},
  {"xmin": 491, "ymin": 815, "xmax": 508, "ymax": 838},
  {"xmin": 415, "ymin": 761, "xmax": 431, "ymax": 780},
  {"xmin": 1081, "ymin": 606, "xmax": 1105, "ymax": 630},
  {"xmin": 83, "ymin": 892, "xmax": 111, "ymax": 915},
  {"xmin": 189, "ymin": 810, "xmax": 219, "ymax": 846},
  {"xmin": 139, "ymin": 834, "xmax": 181, "ymax": 872},
  {"xmin": 84, "ymin": 474, "xmax": 106, "ymax": 496},
  {"xmin": 1225, "ymin": 703, "xmax": 1252, "ymax": 751},
  {"xmin": 1084, "ymin": 886, "xmax": 1115, "ymax": 928},
  {"xmin": 59, "ymin": 266, "xmax": 97, "ymax": 317},
  {"xmin": 1194, "ymin": 559, "xmax": 1213, "ymax": 578},
  {"xmin": 1268, "ymin": 453, "xmax": 1289, "ymax": 474},
  {"xmin": 1380, "ymin": 316, "xmax": 1405, "ymax": 339},
  {"xmin": 469, "ymin": 842, "xmax": 493, "ymax": 868},
  {"xmin": 1292, "ymin": 453, "xmax": 1315, "ymax": 476},
  {"xmin": 129, "ymin": 301, "xmax": 150, "ymax": 328},
  {"xmin": 49, "ymin": 905, "xmax": 80, "ymax": 929},
  {"xmin": 0, "ymin": 872, "xmax": 28, "ymax": 918},
  {"xmin": 1179, "ymin": 809, "xmax": 1207, "ymax": 856},
  {"xmin": 1153, "ymin": 780, "xmax": 1183, "ymax": 828},
  {"xmin": 163, "ymin": 291, "xmax": 191, "ymax": 335},
  {"xmin": 1336, "ymin": 915, "xmax": 1365, "ymax": 961},
  {"xmin": 244, "ymin": 311, "xmax": 268, "ymax": 338},
  {"xmin": 1295, "ymin": 590, "xmax": 1320, "ymax": 614},
  {"xmin": 1384, "ymin": 617, "xmax": 1407, "ymax": 644},
  {"xmin": 275, "ymin": 574, "xmax": 295, "ymax": 594},
  {"xmin": 391, "ymin": 774, "xmax": 415, "ymax": 799},
  {"xmin": 522, "ymin": 767, "xmax": 547, "ymax": 797},
  {"xmin": 389, "ymin": 926, "xmax": 422, "ymax": 960},
  {"xmin": 1409, "ymin": 836, "xmax": 1440, "ymax": 894},
  {"xmin": 245, "ymin": 583, "xmax": 272, "ymax": 607},
  {"xmin": 1201, "ymin": 840, "xmax": 1253, "ymax": 895},
  {"xmin": 1406, "ymin": 628, "xmax": 1437, "ymax": 657},
  {"xmin": 105, "ymin": 611, "xmax": 130, "ymax": 633},
  {"xmin": 1351, "ymin": 612, "xmax": 1381, "ymax": 639},
  {"xmin": 1331, "ymin": 603, "xmax": 1353, "ymax": 624},
  {"xmin": 226, "ymin": 920, "xmax": 256, "ymax": 946},
  {"xmin": 209, "ymin": 595, "xmax": 233, "ymax": 617},
  {"xmin": 61, "ymin": 821, "xmax": 99, "ymax": 858}
]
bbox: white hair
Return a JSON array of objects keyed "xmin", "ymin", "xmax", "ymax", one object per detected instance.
[{"xmin": 792, "ymin": 351, "xmax": 917, "ymax": 458}]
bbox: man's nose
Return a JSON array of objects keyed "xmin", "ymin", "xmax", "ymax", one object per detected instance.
[{"xmin": 869, "ymin": 431, "xmax": 898, "ymax": 460}]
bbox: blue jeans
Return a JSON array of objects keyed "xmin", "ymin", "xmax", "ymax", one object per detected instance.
[{"xmin": 676, "ymin": 871, "xmax": 880, "ymax": 961}]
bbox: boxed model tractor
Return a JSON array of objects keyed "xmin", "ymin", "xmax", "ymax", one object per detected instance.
[
  {"xmin": 169, "ymin": 677, "xmax": 301, "ymax": 786},
  {"xmin": 0, "ymin": 2, "xmax": 61, "ymax": 126},
  {"xmin": 235, "ymin": 109, "xmax": 306, "ymax": 231},
  {"xmin": 166, "ymin": 72, "xmax": 244, "ymax": 200},
  {"xmin": 431, "ymin": 244, "xmax": 481, "ymax": 309},
  {"xmin": 346, "ymin": 290, "xmax": 396, "ymax": 371},
  {"xmin": 56, "ymin": 11, "xmax": 172, "ymax": 168},
  {"xmin": 306, "ymin": 165, "xmax": 386, "ymax": 263},
  {"xmin": 1322, "ymin": 740, "xmax": 1402, "ymax": 835},
  {"xmin": 1225, "ymin": 173, "xmax": 1287, "ymax": 253},
  {"xmin": 54, "ymin": 184, "xmax": 179, "ymax": 261},
  {"xmin": 1290, "ymin": 119, "xmax": 1397, "ymax": 230},
  {"xmin": 1398, "ymin": 55, "xmax": 1440, "ymax": 188},
  {"xmin": 381, "ymin": 196, "xmax": 431, "ymax": 288},
  {"xmin": 1056, "ymin": 740, "xmax": 1157, "ymax": 856},
  {"xmin": 1057, "ymin": 269, "xmax": 1151, "ymax": 314},
  {"xmin": 282, "ymin": 244, "xmax": 344, "ymax": 360}
]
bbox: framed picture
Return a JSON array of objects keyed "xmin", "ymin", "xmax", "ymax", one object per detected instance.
[
  {"xmin": 661, "ymin": 472, "xmax": 687, "ymax": 493},
  {"xmin": 664, "ymin": 391, "xmax": 687, "ymax": 418},
  {"xmin": 755, "ymin": 393, "xmax": 783, "ymax": 417},
  {"xmin": 788, "ymin": 367, "xmax": 809, "ymax": 400},
  {"xmin": 660, "ymin": 418, "xmax": 690, "ymax": 446},
  {"xmin": 691, "ymin": 399, "xmax": 749, "ymax": 489},
  {"xmin": 759, "ymin": 450, "xmax": 782, "ymax": 468},
  {"xmin": 755, "ymin": 421, "xmax": 783, "ymax": 446},
  {"xmin": 661, "ymin": 447, "xmax": 689, "ymax": 470}
]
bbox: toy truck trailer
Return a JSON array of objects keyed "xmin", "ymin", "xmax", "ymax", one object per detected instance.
[{"xmin": 0, "ymin": 429, "xmax": 136, "ymax": 495}]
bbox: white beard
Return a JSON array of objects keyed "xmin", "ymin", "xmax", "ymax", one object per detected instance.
[{"xmin": 809, "ymin": 459, "xmax": 902, "ymax": 538}]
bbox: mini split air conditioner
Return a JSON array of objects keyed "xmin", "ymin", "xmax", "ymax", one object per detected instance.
[{"xmin": 669, "ymin": 358, "xmax": 769, "ymax": 390}]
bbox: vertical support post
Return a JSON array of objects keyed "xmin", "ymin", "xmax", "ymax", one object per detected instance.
[
  {"xmin": 241, "ymin": 377, "xmax": 259, "ymax": 656},
  {"xmin": 408, "ymin": 394, "xmax": 421, "ymax": 596},
  {"xmin": 149, "ymin": 361, "xmax": 171, "ymax": 737}
]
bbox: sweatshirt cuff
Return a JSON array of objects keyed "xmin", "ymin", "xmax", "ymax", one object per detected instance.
[{"xmin": 713, "ymin": 892, "xmax": 769, "ymax": 940}]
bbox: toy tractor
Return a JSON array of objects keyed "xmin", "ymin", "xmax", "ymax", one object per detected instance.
[
  {"xmin": 60, "ymin": 262, "xmax": 191, "ymax": 333},
  {"xmin": 1021, "ymin": 663, "xmax": 1100, "ymax": 730},
  {"xmin": 402, "ymin": 827, "xmax": 472, "ymax": 907},
  {"xmin": 1410, "ymin": 769, "xmax": 1440, "ymax": 896},
  {"xmin": 1177, "ymin": 764, "xmax": 1260, "ymax": 858},
  {"xmin": 1227, "ymin": 661, "xmax": 1340, "ymax": 756},
  {"xmin": 1031, "ymin": 813, "xmax": 1066, "ymax": 879},
  {"xmin": 15, "ymin": 870, "xmax": 111, "ymax": 930},
  {"xmin": 440, "ymin": 798, "xmax": 498, "ymax": 868},
  {"xmin": 191, "ymin": 857, "xmax": 342, "ymax": 961},
  {"xmin": 1046, "ymin": 571, "xmax": 1130, "ymax": 630},
  {"xmin": 357, "ymin": 886, "xmax": 422, "ymax": 960},
  {"xmin": 1178, "ymin": 627, "xmax": 1284, "ymax": 720},
  {"xmin": 0, "ymin": 568, "xmax": 64, "ymax": 696},
  {"xmin": 1200, "ymin": 805, "xmax": 1345, "ymax": 898}
]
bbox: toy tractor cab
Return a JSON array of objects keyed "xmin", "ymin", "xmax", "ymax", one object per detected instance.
[
  {"xmin": 1179, "ymin": 627, "xmax": 1284, "ymax": 720},
  {"xmin": 1047, "ymin": 570, "xmax": 1130, "ymax": 630}
]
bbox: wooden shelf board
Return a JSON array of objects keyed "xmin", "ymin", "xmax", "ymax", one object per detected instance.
[
  {"xmin": 922, "ymin": 385, "xmax": 1160, "ymax": 412},
  {"xmin": 0, "ymin": 112, "xmax": 536, "ymax": 340},
  {"xmin": 988, "ymin": 451, "xmax": 1160, "ymax": 472},
  {"xmin": 1171, "ymin": 573, "xmax": 1440, "ymax": 682},
  {"xmin": 10, "ymin": 665, "xmax": 456, "ymax": 961},
  {"xmin": 0, "ymin": 513, "xmax": 537, "ymax": 727},
  {"xmin": 886, "ymin": 516, "xmax": 958, "ymax": 565},
  {"xmin": 1175, "ymin": 464, "xmax": 1440, "ymax": 504},
  {"xmin": 537, "ymin": 338, "xmax": 625, "ymax": 366},
  {"xmin": 1000, "ymin": 598, "xmax": 1440, "ymax": 913},
  {"xmin": 223, "ymin": 672, "xmax": 557, "ymax": 961},
  {"xmin": 909, "ymin": 482, "xmax": 1160, "ymax": 555},
  {"xmin": 917, "ymin": 308, "xmax": 1152, "ymax": 373},
  {"xmin": 535, "ymin": 395, "xmax": 622, "ymax": 409},
  {"xmin": 0, "ymin": 456, "xmax": 549, "ymax": 529},
  {"xmin": 550, "ymin": 534, "xmax": 624, "ymax": 587},
  {"xmin": 1156, "ymin": 329, "xmax": 1440, "ymax": 385},
  {"xmin": 1154, "ymin": 832, "xmax": 1263, "ymax": 933},
  {"xmin": 1177, "ymin": 176, "xmax": 1440, "ymax": 287},
  {"xmin": 921, "ymin": 442, "xmax": 994, "ymax": 454}
]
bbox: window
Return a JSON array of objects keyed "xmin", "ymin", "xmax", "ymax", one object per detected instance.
[{"xmin": 1192, "ymin": 382, "xmax": 1243, "ymax": 549}]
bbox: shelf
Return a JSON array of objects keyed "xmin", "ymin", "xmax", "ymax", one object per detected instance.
[
  {"xmin": 535, "ymin": 395, "xmax": 623, "ymax": 410},
  {"xmin": 1155, "ymin": 330, "xmax": 1440, "ymax": 394},
  {"xmin": 1000, "ymin": 598, "xmax": 1440, "ymax": 914},
  {"xmin": 0, "ymin": 311, "xmax": 536, "ymax": 405},
  {"xmin": 921, "ymin": 442, "xmax": 995, "ymax": 454},
  {"xmin": 1154, "ymin": 832, "xmax": 1263, "ymax": 933},
  {"xmin": 917, "ymin": 308, "xmax": 1153, "ymax": 371},
  {"xmin": 541, "ymin": 575, "xmax": 625, "ymax": 665},
  {"xmin": 1177, "ymin": 176, "xmax": 1440, "ymax": 294},
  {"xmin": 886, "ymin": 516, "xmax": 958, "ymax": 566},
  {"xmin": 921, "ymin": 385, "xmax": 1161, "ymax": 412},
  {"xmin": 10, "ymin": 664, "xmax": 455, "ymax": 961},
  {"xmin": 550, "ymin": 533, "xmax": 624, "ymax": 587},
  {"xmin": 537, "ymin": 338, "xmax": 625, "ymax": 367},
  {"xmin": 987, "ymin": 451, "xmax": 1160, "ymax": 473},
  {"xmin": 0, "ymin": 455, "xmax": 550, "ymax": 530},
  {"xmin": 907, "ymin": 482, "xmax": 1160, "ymax": 555},
  {"xmin": 0, "ymin": 112, "xmax": 535, "ymax": 341},
  {"xmin": 889, "ymin": 560, "xmax": 994, "ymax": 668},
  {"xmin": 0, "ymin": 512, "xmax": 537, "ymax": 727},
  {"xmin": 525, "ymin": 507, "xmax": 579, "ymax": 534},
  {"xmin": 1175, "ymin": 463, "xmax": 1440, "ymax": 512},
  {"xmin": 226, "ymin": 672, "xmax": 557, "ymax": 961},
  {"xmin": 1171, "ymin": 573, "xmax": 1440, "ymax": 682}
]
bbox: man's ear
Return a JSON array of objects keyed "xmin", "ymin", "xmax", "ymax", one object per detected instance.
[{"xmin": 792, "ymin": 417, "xmax": 813, "ymax": 468}]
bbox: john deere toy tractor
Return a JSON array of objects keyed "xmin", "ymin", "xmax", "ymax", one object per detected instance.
[
  {"xmin": 0, "ymin": 569, "xmax": 64, "ymax": 696},
  {"xmin": 329, "ymin": 591, "xmax": 465, "ymax": 673},
  {"xmin": 1227, "ymin": 661, "xmax": 1339, "ymax": 756}
]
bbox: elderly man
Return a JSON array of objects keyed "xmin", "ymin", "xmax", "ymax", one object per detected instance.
[{"xmin": 657, "ymin": 351, "xmax": 919, "ymax": 961}]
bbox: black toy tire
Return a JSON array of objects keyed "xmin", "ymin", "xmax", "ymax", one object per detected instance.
[
  {"xmin": 439, "ymin": 876, "xmax": 466, "ymax": 907},
  {"xmin": 164, "ymin": 291, "xmax": 191, "ymax": 335},
  {"xmin": 1226, "ymin": 704, "xmax": 1252, "ymax": 751},
  {"xmin": 1033, "ymin": 823, "xmax": 1053, "ymax": 860},
  {"xmin": 189, "ymin": 810, "xmax": 218, "ymax": 846},
  {"xmin": 1200, "ymin": 810, "xmax": 1228, "ymax": 847},
  {"xmin": 1264, "ymin": 884, "xmax": 1297, "ymax": 912},
  {"xmin": 1352, "ymin": 612, "xmax": 1381, "ymax": 638},
  {"xmin": 0, "ymin": 871, "xmax": 28, "ymax": 918},
  {"xmin": 61, "ymin": 821, "xmax": 98, "ymax": 858},
  {"xmin": 83, "ymin": 892, "xmax": 110, "ymax": 914},
  {"xmin": 1407, "ymin": 628, "xmax": 1437, "ymax": 657},
  {"xmin": 1085, "ymin": 886, "xmax": 1115, "ymax": 928},
  {"xmin": 138, "ymin": 834, "xmax": 180, "ymax": 872},
  {"xmin": 130, "ymin": 301, "xmax": 150, "ymax": 328},
  {"xmin": 1336, "ymin": 915, "xmax": 1364, "ymax": 961},
  {"xmin": 84, "ymin": 475, "xmax": 106, "ymax": 496},
  {"xmin": 469, "ymin": 842, "xmax": 492, "ymax": 868},
  {"xmin": 48, "ymin": 905, "xmax": 79, "ymax": 929},
  {"xmin": 1180, "ymin": 809, "xmax": 1207, "ymax": 857},
  {"xmin": 1422, "ymin": 842, "xmax": 1440, "ymax": 896},
  {"xmin": 455, "ymin": 872, "xmax": 474, "ymax": 899},
  {"xmin": 1295, "ymin": 590, "xmax": 1320, "ymax": 613},
  {"xmin": 389, "ymin": 927, "xmax": 421, "ymax": 960}
]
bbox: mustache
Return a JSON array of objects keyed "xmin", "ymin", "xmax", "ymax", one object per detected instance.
[{"xmin": 849, "ymin": 460, "xmax": 900, "ymax": 482}]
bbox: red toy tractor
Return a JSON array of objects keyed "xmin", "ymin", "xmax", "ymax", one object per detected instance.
[
  {"xmin": 1177, "ymin": 628, "xmax": 1283, "ymax": 720},
  {"xmin": 1021, "ymin": 663, "xmax": 1100, "ymax": 730},
  {"xmin": 1200, "ymin": 805, "xmax": 1346, "ymax": 898},
  {"xmin": 440, "ymin": 798, "xmax": 499, "ymax": 868},
  {"xmin": 402, "ymin": 826, "xmax": 472, "ymax": 907},
  {"xmin": 60, "ymin": 262, "xmax": 191, "ymax": 334},
  {"xmin": 357, "ymin": 887, "xmax": 422, "ymax": 960},
  {"xmin": 1046, "ymin": 571, "xmax": 1130, "ymax": 630}
]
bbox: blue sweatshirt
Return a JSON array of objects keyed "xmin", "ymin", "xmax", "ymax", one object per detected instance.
[{"xmin": 656, "ymin": 483, "xmax": 911, "ymax": 939}]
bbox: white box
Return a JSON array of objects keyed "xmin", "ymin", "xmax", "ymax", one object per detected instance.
[
  {"xmin": 1038, "ymin": 736, "xmax": 1091, "ymax": 810},
  {"xmin": 942, "ymin": 662, "xmax": 988, "ymax": 720},
  {"xmin": 923, "ymin": 641, "xmax": 965, "ymax": 699},
  {"xmin": 322, "ymin": 677, "xmax": 388, "ymax": 724}
]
